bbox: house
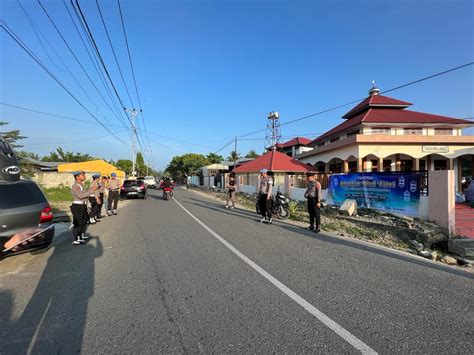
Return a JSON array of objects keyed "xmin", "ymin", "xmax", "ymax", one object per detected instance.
[
  {"xmin": 297, "ymin": 84, "xmax": 474, "ymax": 192},
  {"xmin": 233, "ymin": 149, "xmax": 311, "ymax": 195},
  {"xmin": 275, "ymin": 137, "xmax": 313, "ymax": 157},
  {"xmin": 25, "ymin": 158, "xmax": 60, "ymax": 172}
]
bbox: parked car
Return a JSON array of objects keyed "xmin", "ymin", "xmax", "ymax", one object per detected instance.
[
  {"xmin": 143, "ymin": 176, "xmax": 157, "ymax": 188},
  {"xmin": 120, "ymin": 179, "xmax": 147, "ymax": 199},
  {"xmin": 0, "ymin": 180, "xmax": 55, "ymax": 260}
]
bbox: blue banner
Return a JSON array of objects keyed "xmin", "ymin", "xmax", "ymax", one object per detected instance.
[{"xmin": 327, "ymin": 172, "xmax": 422, "ymax": 216}]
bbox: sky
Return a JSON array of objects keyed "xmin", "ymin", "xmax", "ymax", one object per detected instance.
[{"xmin": 1, "ymin": 0, "xmax": 473, "ymax": 170}]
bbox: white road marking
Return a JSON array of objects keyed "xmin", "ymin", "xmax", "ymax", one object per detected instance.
[{"xmin": 174, "ymin": 198, "xmax": 378, "ymax": 354}]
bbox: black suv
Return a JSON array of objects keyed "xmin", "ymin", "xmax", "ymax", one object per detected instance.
[
  {"xmin": 0, "ymin": 180, "xmax": 55, "ymax": 259},
  {"xmin": 120, "ymin": 179, "xmax": 147, "ymax": 199}
]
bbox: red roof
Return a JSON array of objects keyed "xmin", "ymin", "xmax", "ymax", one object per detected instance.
[
  {"xmin": 311, "ymin": 94, "xmax": 472, "ymax": 145},
  {"xmin": 342, "ymin": 94, "xmax": 411, "ymax": 119},
  {"xmin": 233, "ymin": 150, "xmax": 311, "ymax": 173},
  {"xmin": 276, "ymin": 137, "xmax": 312, "ymax": 148}
]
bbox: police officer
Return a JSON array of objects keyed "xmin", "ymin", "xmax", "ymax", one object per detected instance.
[
  {"xmin": 70, "ymin": 171, "xmax": 98, "ymax": 245},
  {"xmin": 88, "ymin": 174, "xmax": 101, "ymax": 224},
  {"xmin": 258, "ymin": 169, "xmax": 273, "ymax": 224},
  {"xmin": 304, "ymin": 172, "xmax": 322, "ymax": 233},
  {"xmin": 107, "ymin": 172, "xmax": 120, "ymax": 216},
  {"xmin": 97, "ymin": 176, "xmax": 107, "ymax": 218}
]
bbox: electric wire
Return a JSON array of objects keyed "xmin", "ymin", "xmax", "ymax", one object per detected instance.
[
  {"xmin": 37, "ymin": 0, "xmax": 128, "ymax": 130},
  {"xmin": 0, "ymin": 21, "xmax": 127, "ymax": 145},
  {"xmin": 95, "ymin": 0, "xmax": 135, "ymax": 108},
  {"xmin": 63, "ymin": 0, "xmax": 126, "ymax": 126},
  {"xmin": 117, "ymin": 0, "xmax": 152, "ymax": 152}
]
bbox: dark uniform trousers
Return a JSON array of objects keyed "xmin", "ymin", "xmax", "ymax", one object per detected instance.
[
  {"xmin": 259, "ymin": 193, "xmax": 272, "ymax": 219},
  {"xmin": 88, "ymin": 196, "xmax": 99, "ymax": 219},
  {"xmin": 108, "ymin": 190, "xmax": 119, "ymax": 211},
  {"xmin": 98, "ymin": 192, "xmax": 104, "ymax": 216},
  {"xmin": 70, "ymin": 204, "xmax": 88, "ymax": 239},
  {"xmin": 307, "ymin": 196, "xmax": 321, "ymax": 228}
]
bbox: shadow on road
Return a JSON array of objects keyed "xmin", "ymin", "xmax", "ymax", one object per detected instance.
[
  {"xmin": 182, "ymin": 196, "xmax": 474, "ymax": 280},
  {"xmin": 0, "ymin": 234, "xmax": 103, "ymax": 353}
]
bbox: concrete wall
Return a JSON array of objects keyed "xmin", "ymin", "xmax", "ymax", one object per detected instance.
[
  {"xmin": 428, "ymin": 170, "xmax": 455, "ymax": 234},
  {"xmin": 239, "ymin": 184, "xmax": 257, "ymax": 194},
  {"xmin": 32, "ymin": 171, "xmax": 101, "ymax": 188}
]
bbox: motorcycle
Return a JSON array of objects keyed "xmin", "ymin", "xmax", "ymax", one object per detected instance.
[
  {"xmin": 255, "ymin": 190, "xmax": 291, "ymax": 219},
  {"xmin": 163, "ymin": 187, "xmax": 174, "ymax": 200}
]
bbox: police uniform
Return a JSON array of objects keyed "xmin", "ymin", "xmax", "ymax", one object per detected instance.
[
  {"xmin": 88, "ymin": 174, "xmax": 101, "ymax": 223},
  {"xmin": 305, "ymin": 176, "xmax": 322, "ymax": 232},
  {"xmin": 258, "ymin": 172, "xmax": 273, "ymax": 223},
  {"xmin": 97, "ymin": 177, "xmax": 106, "ymax": 218},
  {"xmin": 70, "ymin": 171, "xmax": 95, "ymax": 244},
  {"xmin": 107, "ymin": 174, "xmax": 120, "ymax": 215}
]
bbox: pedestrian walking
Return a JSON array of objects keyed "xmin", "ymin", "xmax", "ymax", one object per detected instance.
[
  {"xmin": 258, "ymin": 169, "xmax": 273, "ymax": 224},
  {"xmin": 88, "ymin": 174, "xmax": 101, "ymax": 224},
  {"xmin": 304, "ymin": 172, "xmax": 321, "ymax": 233},
  {"xmin": 107, "ymin": 173, "xmax": 120, "ymax": 216},
  {"xmin": 70, "ymin": 171, "xmax": 98, "ymax": 245},
  {"xmin": 225, "ymin": 174, "xmax": 236, "ymax": 209},
  {"xmin": 97, "ymin": 176, "xmax": 107, "ymax": 218}
]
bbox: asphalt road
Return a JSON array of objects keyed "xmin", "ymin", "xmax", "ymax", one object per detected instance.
[{"xmin": 1, "ymin": 188, "xmax": 473, "ymax": 354}]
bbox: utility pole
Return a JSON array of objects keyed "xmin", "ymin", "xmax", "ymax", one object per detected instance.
[
  {"xmin": 233, "ymin": 137, "xmax": 237, "ymax": 172},
  {"xmin": 124, "ymin": 108, "xmax": 140, "ymax": 178}
]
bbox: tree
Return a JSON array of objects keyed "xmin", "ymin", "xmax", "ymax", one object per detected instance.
[
  {"xmin": 116, "ymin": 159, "xmax": 133, "ymax": 174},
  {"xmin": 0, "ymin": 121, "xmax": 26, "ymax": 149},
  {"xmin": 42, "ymin": 147, "xmax": 95, "ymax": 162},
  {"xmin": 245, "ymin": 150, "xmax": 259, "ymax": 158},
  {"xmin": 226, "ymin": 150, "xmax": 241, "ymax": 161},
  {"xmin": 206, "ymin": 152, "xmax": 224, "ymax": 164},
  {"xmin": 165, "ymin": 153, "xmax": 209, "ymax": 181}
]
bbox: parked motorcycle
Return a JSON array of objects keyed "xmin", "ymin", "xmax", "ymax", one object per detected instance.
[
  {"xmin": 255, "ymin": 190, "xmax": 291, "ymax": 219},
  {"xmin": 163, "ymin": 187, "xmax": 174, "ymax": 200}
]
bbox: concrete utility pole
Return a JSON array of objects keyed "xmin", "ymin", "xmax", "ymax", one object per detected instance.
[
  {"xmin": 233, "ymin": 137, "xmax": 238, "ymax": 172},
  {"xmin": 124, "ymin": 108, "xmax": 140, "ymax": 177}
]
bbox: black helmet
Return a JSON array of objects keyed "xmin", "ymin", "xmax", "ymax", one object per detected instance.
[{"xmin": 0, "ymin": 136, "xmax": 20, "ymax": 182}]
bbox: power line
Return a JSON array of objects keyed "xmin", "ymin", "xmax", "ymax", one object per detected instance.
[
  {"xmin": 63, "ymin": 0, "xmax": 126, "ymax": 127},
  {"xmin": 0, "ymin": 102, "xmax": 122, "ymax": 128},
  {"xmin": 117, "ymin": 0, "xmax": 152, "ymax": 152},
  {"xmin": 24, "ymin": 130, "xmax": 126, "ymax": 146},
  {"xmin": 146, "ymin": 130, "xmax": 217, "ymax": 149},
  {"xmin": 0, "ymin": 20, "xmax": 127, "ymax": 145},
  {"xmin": 18, "ymin": 0, "xmax": 115, "ymax": 128},
  {"xmin": 233, "ymin": 61, "xmax": 474, "ymax": 140},
  {"xmin": 95, "ymin": 0, "xmax": 135, "ymax": 108},
  {"xmin": 73, "ymin": 0, "xmax": 133, "ymax": 128},
  {"xmin": 36, "ymin": 0, "xmax": 128, "ymax": 131}
]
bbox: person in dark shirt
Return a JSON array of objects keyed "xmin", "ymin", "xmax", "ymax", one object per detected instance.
[{"xmin": 225, "ymin": 175, "xmax": 236, "ymax": 209}]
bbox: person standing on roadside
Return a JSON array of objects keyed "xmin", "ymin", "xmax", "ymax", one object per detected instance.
[
  {"xmin": 258, "ymin": 169, "xmax": 273, "ymax": 224},
  {"xmin": 88, "ymin": 174, "xmax": 101, "ymax": 224},
  {"xmin": 97, "ymin": 176, "xmax": 107, "ymax": 218},
  {"xmin": 225, "ymin": 174, "xmax": 236, "ymax": 209},
  {"xmin": 304, "ymin": 172, "xmax": 321, "ymax": 233},
  {"xmin": 107, "ymin": 173, "xmax": 120, "ymax": 216},
  {"xmin": 70, "ymin": 171, "xmax": 98, "ymax": 245}
]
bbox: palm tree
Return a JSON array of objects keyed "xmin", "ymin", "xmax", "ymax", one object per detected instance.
[{"xmin": 227, "ymin": 151, "xmax": 241, "ymax": 161}]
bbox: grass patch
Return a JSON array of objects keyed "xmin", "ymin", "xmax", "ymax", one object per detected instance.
[{"xmin": 42, "ymin": 186, "xmax": 71, "ymax": 203}]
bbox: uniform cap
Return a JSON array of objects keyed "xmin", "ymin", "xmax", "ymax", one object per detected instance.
[
  {"xmin": 92, "ymin": 173, "xmax": 100, "ymax": 179},
  {"xmin": 306, "ymin": 171, "xmax": 315, "ymax": 176},
  {"xmin": 259, "ymin": 169, "xmax": 268, "ymax": 174},
  {"xmin": 111, "ymin": 172, "xmax": 117, "ymax": 177},
  {"xmin": 72, "ymin": 170, "xmax": 85, "ymax": 177}
]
